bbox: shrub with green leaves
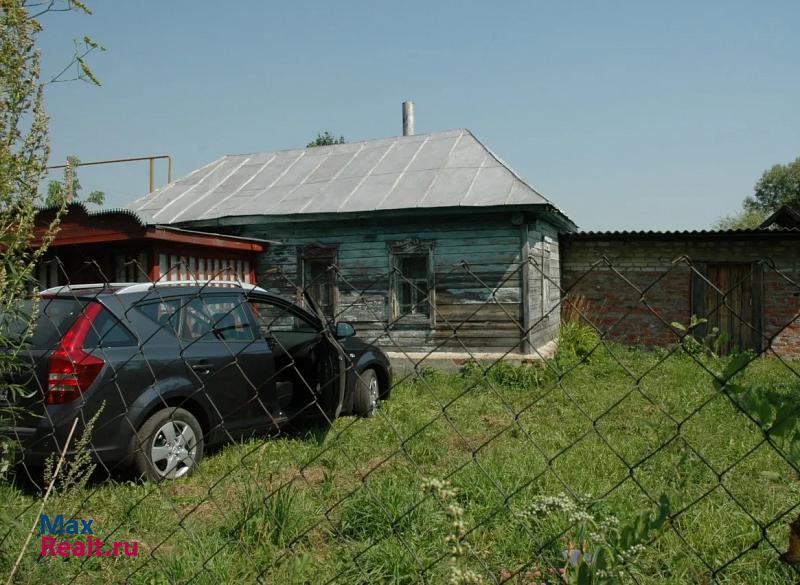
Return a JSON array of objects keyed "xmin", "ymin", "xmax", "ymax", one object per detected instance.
[
  {"xmin": 43, "ymin": 404, "xmax": 104, "ymax": 498},
  {"xmin": 0, "ymin": 0, "xmax": 102, "ymax": 481},
  {"xmin": 0, "ymin": 0, "xmax": 58, "ymax": 480},
  {"xmin": 557, "ymin": 321, "xmax": 602, "ymax": 367},
  {"xmin": 715, "ymin": 351, "xmax": 800, "ymax": 465},
  {"xmin": 514, "ymin": 493, "xmax": 671, "ymax": 584}
]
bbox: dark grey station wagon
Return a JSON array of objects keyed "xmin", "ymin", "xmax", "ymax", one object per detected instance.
[{"xmin": 1, "ymin": 282, "xmax": 392, "ymax": 481}]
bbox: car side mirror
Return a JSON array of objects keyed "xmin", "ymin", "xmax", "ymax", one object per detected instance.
[{"xmin": 335, "ymin": 322, "xmax": 356, "ymax": 339}]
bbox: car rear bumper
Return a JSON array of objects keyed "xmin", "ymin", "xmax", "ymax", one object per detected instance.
[{"xmin": 1, "ymin": 407, "xmax": 135, "ymax": 468}]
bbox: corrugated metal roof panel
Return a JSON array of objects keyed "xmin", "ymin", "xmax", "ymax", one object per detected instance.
[
  {"xmin": 564, "ymin": 227, "xmax": 800, "ymax": 238},
  {"xmin": 128, "ymin": 129, "xmax": 563, "ymax": 224}
]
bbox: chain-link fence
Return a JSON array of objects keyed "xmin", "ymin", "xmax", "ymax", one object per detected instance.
[{"xmin": 1, "ymin": 252, "xmax": 799, "ymax": 584}]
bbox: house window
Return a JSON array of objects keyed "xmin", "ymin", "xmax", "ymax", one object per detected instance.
[
  {"xmin": 397, "ymin": 255, "xmax": 430, "ymax": 317},
  {"xmin": 300, "ymin": 246, "xmax": 337, "ymax": 320},
  {"xmin": 389, "ymin": 239, "xmax": 434, "ymax": 324}
]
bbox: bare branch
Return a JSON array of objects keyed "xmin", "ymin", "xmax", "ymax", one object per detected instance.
[{"xmin": 47, "ymin": 36, "xmax": 104, "ymax": 85}]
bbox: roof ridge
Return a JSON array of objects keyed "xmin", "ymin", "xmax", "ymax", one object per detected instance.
[{"xmin": 220, "ymin": 128, "xmax": 469, "ymax": 159}]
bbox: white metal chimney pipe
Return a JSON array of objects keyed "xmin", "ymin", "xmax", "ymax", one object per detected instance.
[{"xmin": 402, "ymin": 101, "xmax": 415, "ymax": 136}]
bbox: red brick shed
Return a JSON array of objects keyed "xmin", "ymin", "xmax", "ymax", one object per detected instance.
[{"xmin": 560, "ymin": 228, "xmax": 800, "ymax": 358}]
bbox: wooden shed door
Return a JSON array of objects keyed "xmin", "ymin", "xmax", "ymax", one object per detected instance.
[{"xmin": 703, "ymin": 263, "xmax": 758, "ymax": 353}]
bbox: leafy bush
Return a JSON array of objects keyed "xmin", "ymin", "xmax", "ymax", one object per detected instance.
[
  {"xmin": 488, "ymin": 361, "xmax": 544, "ymax": 388},
  {"xmin": 557, "ymin": 321, "xmax": 601, "ymax": 366},
  {"xmin": 43, "ymin": 404, "xmax": 104, "ymax": 497},
  {"xmin": 512, "ymin": 492, "xmax": 671, "ymax": 584},
  {"xmin": 459, "ymin": 359, "xmax": 483, "ymax": 381},
  {"xmin": 672, "ymin": 315, "xmax": 730, "ymax": 361},
  {"xmin": 409, "ymin": 364, "xmax": 443, "ymax": 389}
]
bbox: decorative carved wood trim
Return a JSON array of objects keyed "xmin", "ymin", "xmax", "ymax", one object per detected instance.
[{"xmin": 388, "ymin": 238, "xmax": 434, "ymax": 255}]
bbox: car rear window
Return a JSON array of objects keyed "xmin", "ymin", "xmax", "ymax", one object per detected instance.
[
  {"xmin": 1, "ymin": 299, "xmax": 137, "ymax": 350},
  {"xmin": 1, "ymin": 298, "xmax": 85, "ymax": 349},
  {"xmin": 83, "ymin": 307, "xmax": 137, "ymax": 348}
]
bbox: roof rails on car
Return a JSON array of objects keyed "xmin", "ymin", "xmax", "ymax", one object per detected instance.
[
  {"xmin": 116, "ymin": 280, "xmax": 268, "ymax": 294},
  {"xmin": 39, "ymin": 280, "xmax": 268, "ymax": 297},
  {"xmin": 39, "ymin": 283, "xmax": 139, "ymax": 296}
]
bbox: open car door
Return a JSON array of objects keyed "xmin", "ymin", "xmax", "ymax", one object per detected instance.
[
  {"xmin": 300, "ymin": 289, "xmax": 348, "ymax": 419},
  {"xmin": 247, "ymin": 293, "xmax": 346, "ymax": 422}
]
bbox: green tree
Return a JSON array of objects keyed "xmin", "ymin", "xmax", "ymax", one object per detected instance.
[
  {"xmin": 746, "ymin": 156, "xmax": 800, "ymax": 214},
  {"xmin": 716, "ymin": 156, "xmax": 800, "ymax": 229},
  {"xmin": 307, "ymin": 131, "xmax": 345, "ymax": 148},
  {"xmin": 45, "ymin": 155, "xmax": 105, "ymax": 206},
  {"xmin": 713, "ymin": 208, "xmax": 765, "ymax": 230},
  {"xmin": 0, "ymin": 0, "xmax": 101, "ymax": 480}
]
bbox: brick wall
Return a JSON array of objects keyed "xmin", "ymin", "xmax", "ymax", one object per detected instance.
[{"xmin": 560, "ymin": 235, "xmax": 800, "ymax": 358}]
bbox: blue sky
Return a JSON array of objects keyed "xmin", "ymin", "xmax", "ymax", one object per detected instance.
[{"xmin": 38, "ymin": 1, "xmax": 800, "ymax": 230}]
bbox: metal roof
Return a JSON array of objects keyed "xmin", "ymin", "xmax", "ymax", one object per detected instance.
[
  {"xmin": 760, "ymin": 204, "xmax": 800, "ymax": 229},
  {"xmin": 38, "ymin": 201, "xmax": 148, "ymax": 225},
  {"xmin": 128, "ymin": 129, "xmax": 568, "ymax": 225},
  {"xmin": 34, "ymin": 202, "xmax": 273, "ymax": 248},
  {"xmin": 563, "ymin": 227, "xmax": 800, "ymax": 240}
]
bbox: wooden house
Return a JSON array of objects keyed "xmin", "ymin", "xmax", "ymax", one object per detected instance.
[{"xmin": 129, "ymin": 129, "xmax": 575, "ymax": 362}]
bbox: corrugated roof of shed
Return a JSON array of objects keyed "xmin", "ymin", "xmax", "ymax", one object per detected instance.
[
  {"xmin": 563, "ymin": 227, "xmax": 800, "ymax": 239},
  {"xmin": 128, "ymin": 129, "xmax": 568, "ymax": 225}
]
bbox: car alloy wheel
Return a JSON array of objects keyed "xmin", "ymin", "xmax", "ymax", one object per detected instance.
[
  {"xmin": 354, "ymin": 368, "xmax": 380, "ymax": 418},
  {"xmin": 368, "ymin": 375, "xmax": 379, "ymax": 412},
  {"xmin": 150, "ymin": 420, "xmax": 197, "ymax": 479}
]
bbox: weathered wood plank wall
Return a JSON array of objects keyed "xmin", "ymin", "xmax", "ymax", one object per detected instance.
[
  {"xmin": 241, "ymin": 212, "xmax": 560, "ymax": 354},
  {"xmin": 526, "ymin": 220, "xmax": 561, "ymax": 351}
]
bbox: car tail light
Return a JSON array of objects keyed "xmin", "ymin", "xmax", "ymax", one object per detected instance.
[{"xmin": 47, "ymin": 302, "xmax": 104, "ymax": 405}]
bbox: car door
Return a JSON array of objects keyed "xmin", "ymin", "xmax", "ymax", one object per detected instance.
[
  {"xmin": 177, "ymin": 292, "xmax": 277, "ymax": 439},
  {"xmin": 247, "ymin": 295, "xmax": 344, "ymax": 421}
]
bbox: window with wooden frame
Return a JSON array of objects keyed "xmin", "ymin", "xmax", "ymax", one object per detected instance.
[
  {"xmin": 389, "ymin": 239, "xmax": 435, "ymax": 325},
  {"xmin": 299, "ymin": 244, "xmax": 338, "ymax": 321}
]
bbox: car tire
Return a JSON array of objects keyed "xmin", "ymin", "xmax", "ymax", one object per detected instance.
[
  {"xmin": 131, "ymin": 407, "xmax": 204, "ymax": 481},
  {"xmin": 353, "ymin": 368, "xmax": 380, "ymax": 418}
]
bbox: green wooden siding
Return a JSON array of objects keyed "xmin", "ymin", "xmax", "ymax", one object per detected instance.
[{"xmin": 240, "ymin": 212, "xmax": 560, "ymax": 353}]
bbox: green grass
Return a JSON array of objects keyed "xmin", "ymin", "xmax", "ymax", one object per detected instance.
[{"xmin": 1, "ymin": 342, "xmax": 799, "ymax": 584}]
